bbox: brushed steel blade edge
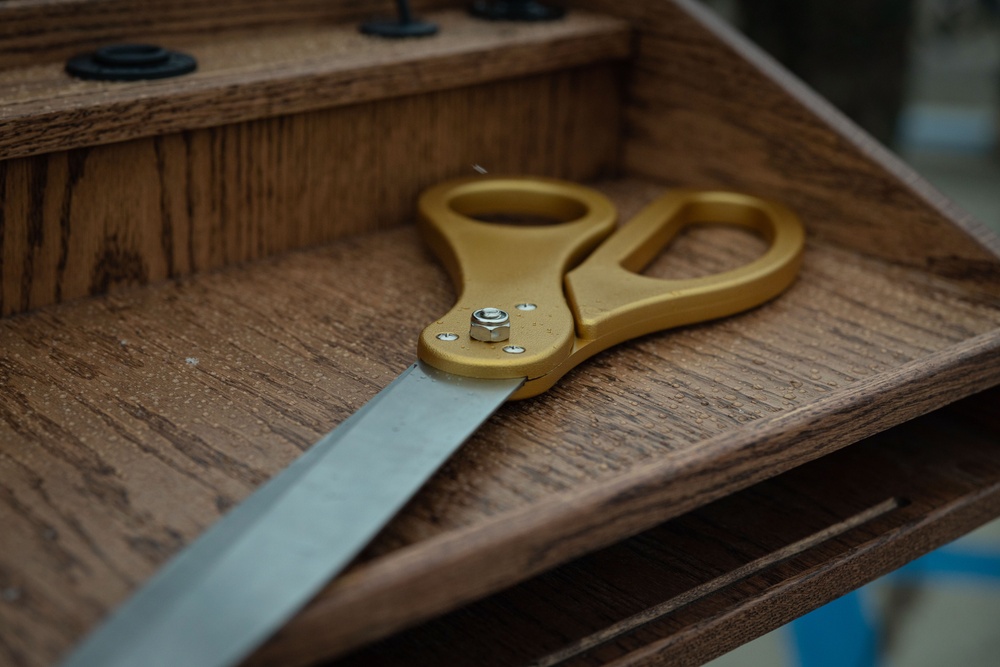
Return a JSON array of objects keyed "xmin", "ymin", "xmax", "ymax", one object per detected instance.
[{"xmin": 61, "ymin": 362, "xmax": 524, "ymax": 667}]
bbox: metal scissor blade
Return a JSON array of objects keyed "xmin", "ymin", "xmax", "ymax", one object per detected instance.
[{"xmin": 61, "ymin": 362, "xmax": 523, "ymax": 667}]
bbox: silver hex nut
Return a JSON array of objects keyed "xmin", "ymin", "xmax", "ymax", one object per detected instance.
[{"xmin": 470, "ymin": 307, "xmax": 511, "ymax": 342}]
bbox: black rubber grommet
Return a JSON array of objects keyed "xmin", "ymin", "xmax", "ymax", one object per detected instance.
[
  {"xmin": 469, "ymin": 0, "xmax": 565, "ymax": 21},
  {"xmin": 66, "ymin": 44, "xmax": 197, "ymax": 81},
  {"xmin": 359, "ymin": 20, "xmax": 439, "ymax": 37}
]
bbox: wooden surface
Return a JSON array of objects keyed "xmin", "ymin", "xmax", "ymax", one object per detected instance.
[
  {"xmin": 4, "ymin": 2, "xmax": 1000, "ymax": 666},
  {"xmin": 0, "ymin": 10, "xmax": 630, "ymax": 161},
  {"xmin": 2, "ymin": 177, "xmax": 1000, "ymax": 667},
  {"xmin": 8, "ymin": 0, "xmax": 1000, "ymax": 318},
  {"xmin": 326, "ymin": 388, "xmax": 1000, "ymax": 667},
  {"xmin": 0, "ymin": 63, "xmax": 622, "ymax": 316},
  {"xmin": 0, "ymin": 0, "xmax": 464, "ymax": 69},
  {"xmin": 574, "ymin": 0, "xmax": 1000, "ymax": 288}
]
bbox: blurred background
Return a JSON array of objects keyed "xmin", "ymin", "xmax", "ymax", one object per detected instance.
[
  {"xmin": 697, "ymin": 1, "xmax": 1000, "ymax": 666},
  {"xmin": 704, "ymin": 0, "xmax": 1000, "ymax": 227}
]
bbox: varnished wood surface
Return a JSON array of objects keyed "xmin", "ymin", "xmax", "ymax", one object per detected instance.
[
  {"xmin": 2, "ymin": 177, "xmax": 1000, "ymax": 667},
  {"xmin": 0, "ymin": 9, "xmax": 630, "ymax": 161},
  {"xmin": 0, "ymin": 0, "xmax": 466, "ymax": 70},
  {"xmin": 573, "ymin": 0, "xmax": 1000, "ymax": 286},
  {"xmin": 7, "ymin": 0, "xmax": 1000, "ymax": 322},
  {"xmin": 4, "ymin": 1, "xmax": 1000, "ymax": 665},
  {"xmin": 327, "ymin": 389, "xmax": 1000, "ymax": 667},
  {"xmin": 0, "ymin": 64, "xmax": 622, "ymax": 316}
]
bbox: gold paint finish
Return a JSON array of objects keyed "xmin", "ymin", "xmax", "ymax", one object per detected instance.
[{"xmin": 418, "ymin": 177, "xmax": 804, "ymax": 398}]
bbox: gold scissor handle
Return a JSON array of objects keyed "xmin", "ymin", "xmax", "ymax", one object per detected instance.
[
  {"xmin": 416, "ymin": 176, "xmax": 617, "ymax": 389},
  {"xmin": 567, "ymin": 189, "xmax": 805, "ymax": 344},
  {"xmin": 417, "ymin": 177, "xmax": 804, "ymax": 399}
]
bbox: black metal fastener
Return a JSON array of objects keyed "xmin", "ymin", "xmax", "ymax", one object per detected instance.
[
  {"xmin": 360, "ymin": 0, "xmax": 438, "ymax": 37},
  {"xmin": 469, "ymin": 0, "xmax": 565, "ymax": 21},
  {"xmin": 66, "ymin": 44, "xmax": 197, "ymax": 82}
]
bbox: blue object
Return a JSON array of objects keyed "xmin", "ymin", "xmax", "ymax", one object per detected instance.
[
  {"xmin": 893, "ymin": 547, "xmax": 1000, "ymax": 583},
  {"xmin": 789, "ymin": 542, "xmax": 1000, "ymax": 667},
  {"xmin": 791, "ymin": 591, "xmax": 878, "ymax": 667}
]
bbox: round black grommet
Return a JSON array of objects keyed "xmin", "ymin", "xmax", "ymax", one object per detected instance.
[
  {"xmin": 360, "ymin": 0, "xmax": 438, "ymax": 38},
  {"xmin": 469, "ymin": 0, "xmax": 565, "ymax": 21},
  {"xmin": 66, "ymin": 44, "xmax": 197, "ymax": 82}
]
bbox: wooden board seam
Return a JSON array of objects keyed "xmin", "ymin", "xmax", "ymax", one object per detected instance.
[{"xmin": 603, "ymin": 478, "xmax": 1000, "ymax": 667}]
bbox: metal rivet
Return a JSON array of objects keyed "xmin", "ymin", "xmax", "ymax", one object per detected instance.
[
  {"xmin": 515, "ymin": 303, "xmax": 537, "ymax": 311},
  {"xmin": 503, "ymin": 345, "xmax": 525, "ymax": 354},
  {"xmin": 436, "ymin": 333, "xmax": 459, "ymax": 341}
]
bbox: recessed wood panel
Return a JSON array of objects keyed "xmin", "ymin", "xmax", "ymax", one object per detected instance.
[{"xmin": 1, "ymin": 64, "xmax": 622, "ymax": 316}]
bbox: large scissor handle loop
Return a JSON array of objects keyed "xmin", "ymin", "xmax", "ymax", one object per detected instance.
[
  {"xmin": 566, "ymin": 190, "xmax": 805, "ymax": 344},
  {"xmin": 416, "ymin": 176, "xmax": 617, "ymax": 388}
]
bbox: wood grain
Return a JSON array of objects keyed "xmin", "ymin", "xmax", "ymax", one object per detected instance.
[
  {"xmin": 2, "ymin": 177, "xmax": 999, "ymax": 667},
  {"xmin": 0, "ymin": 63, "xmax": 622, "ymax": 316},
  {"xmin": 0, "ymin": 9, "xmax": 630, "ymax": 161},
  {"xmin": 0, "ymin": 0, "xmax": 458, "ymax": 69},
  {"xmin": 572, "ymin": 0, "xmax": 1000, "ymax": 288},
  {"xmin": 326, "ymin": 389, "xmax": 1000, "ymax": 667}
]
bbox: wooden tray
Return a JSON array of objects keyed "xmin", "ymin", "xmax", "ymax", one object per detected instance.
[
  {"xmin": 2, "ymin": 1, "xmax": 1000, "ymax": 666},
  {"xmin": 326, "ymin": 388, "xmax": 1000, "ymax": 666}
]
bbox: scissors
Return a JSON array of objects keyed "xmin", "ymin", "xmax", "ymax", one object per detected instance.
[{"xmin": 61, "ymin": 176, "xmax": 804, "ymax": 667}]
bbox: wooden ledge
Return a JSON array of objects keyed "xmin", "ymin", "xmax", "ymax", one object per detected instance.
[
  {"xmin": 3, "ymin": 177, "xmax": 1000, "ymax": 666},
  {"xmin": 322, "ymin": 389, "xmax": 1000, "ymax": 666},
  {"xmin": 0, "ymin": 1, "xmax": 455, "ymax": 69},
  {"xmin": 0, "ymin": 9, "xmax": 631, "ymax": 160}
]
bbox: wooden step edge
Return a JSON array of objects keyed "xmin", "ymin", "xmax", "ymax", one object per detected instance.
[
  {"xmin": 247, "ymin": 332, "xmax": 1000, "ymax": 666},
  {"xmin": 604, "ymin": 484, "xmax": 1000, "ymax": 666},
  {"xmin": 0, "ymin": 0, "xmax": 456, "ymax": 70},
  {"xmin": 0, "ymin": 9, "xmax": 632, "ymax": 161},
  {"xmin": 321, "ymin": 387, "xmax": 1000, "ymax": 666}
]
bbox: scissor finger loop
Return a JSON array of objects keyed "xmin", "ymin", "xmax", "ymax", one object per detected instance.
[{"xmin": 567, "ymin": 189, "xmax": 805, "ymax": 342}]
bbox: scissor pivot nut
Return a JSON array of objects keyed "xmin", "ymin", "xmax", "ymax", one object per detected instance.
[{"xmin": 470, "ymin": 308, "xmax": 510, "ymax": 342}]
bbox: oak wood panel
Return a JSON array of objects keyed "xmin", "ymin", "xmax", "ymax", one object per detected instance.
[
  {"xmin": 0, "ymin": 10, "xmax": 630, "ymax": 161},
  {"xmin": 0, "ymin": 0, "xmax": 459, "ymax": 70},
  {"xmin": 327, "ymin": 389, "xmax": 1000, "ymax": 667},
  {"xmin": 0, "ymin": 64, "xmax": 622, "ymax": 316},
  {"xmin": 573, "ymin": 0, "xmax": 1000, "ymax": 289},
  {"xmin": 2, "ymin": 178, "xmax": 1000, "ymax": 667}
]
